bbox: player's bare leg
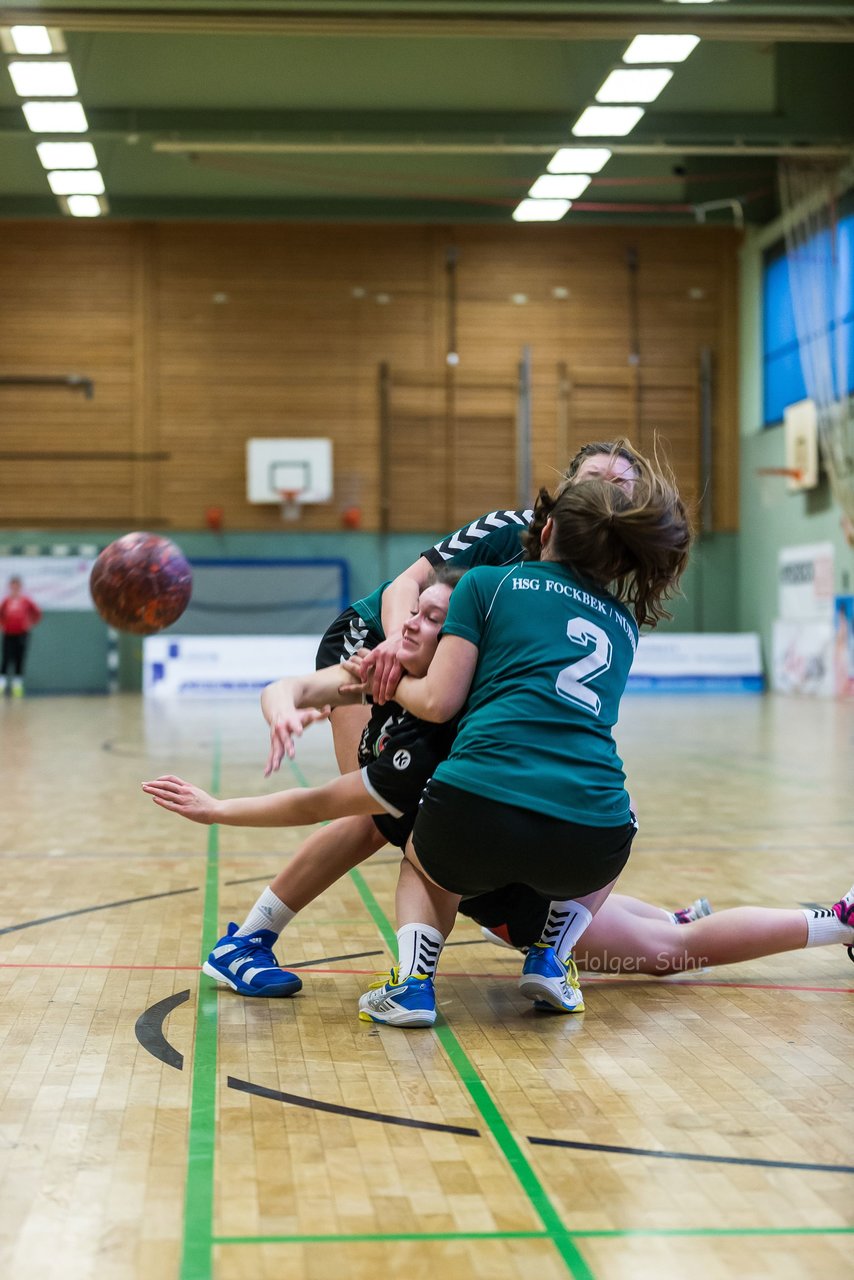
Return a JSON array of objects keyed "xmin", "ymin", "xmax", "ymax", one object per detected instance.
[
  {"xmin": 358, "ymin": 842, "xmax": 460, "ymax": 1028},
  {"xmin": 576, "ymin": 889, "xmax": 854, "ymax": 975},
  {"xmin": 329, "ymin": 702, "xmax": 371, "ymax": 773}
]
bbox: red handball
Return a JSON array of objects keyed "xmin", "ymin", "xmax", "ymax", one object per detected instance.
[{"xmin": 89, "ymin": 532, "xmax": 192, "ymax": 634}]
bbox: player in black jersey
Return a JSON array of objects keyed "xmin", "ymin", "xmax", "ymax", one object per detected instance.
[{"xmin": 143, "ymin": 569, "xmax": 465, "ymax": 997}]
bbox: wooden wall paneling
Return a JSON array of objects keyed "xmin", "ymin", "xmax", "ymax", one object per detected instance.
[
  {"xmin": 0, "ymin": 222, "xmax": 741, "ymax": 533},
  {"xmin": 0, "ymin": 224, "xmax": 137, "ymax": 525}
]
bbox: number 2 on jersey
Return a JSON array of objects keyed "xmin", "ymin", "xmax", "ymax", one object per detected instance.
[{"xmin": 555, "ymin": 617, "xmax": 612, "ymax": 715}]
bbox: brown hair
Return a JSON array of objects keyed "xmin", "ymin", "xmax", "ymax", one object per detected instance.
[
  {"xmin": 524, "ymin": 439, "xmax": 691, "ymax": 628},
  {"xmin": 428, "ymin": 565, "xmax": 467, "ymax": 591}
]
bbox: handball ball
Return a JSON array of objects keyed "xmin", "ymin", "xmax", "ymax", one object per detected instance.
[{"xmin": 89, "ymin": 532, "xmax": 192, "ymax": 634}]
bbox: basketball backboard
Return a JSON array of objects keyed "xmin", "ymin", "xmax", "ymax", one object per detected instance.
[{"xmin": 246, "ymin": 438, "xmax": 333, "ymax": 505}]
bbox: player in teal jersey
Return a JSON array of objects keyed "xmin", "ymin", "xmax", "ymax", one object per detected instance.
[
  {"xmin": 355, "ymin": 446, "xmax": 693, "ymax": 1027},
  {"xmin": 315, "ymin": 440, "xmax": 640, "ymax": 772}
]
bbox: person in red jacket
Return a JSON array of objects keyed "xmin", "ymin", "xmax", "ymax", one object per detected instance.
[{"xmin": 0, "ymin": 576, "xmax": 42, "ymax": 697}]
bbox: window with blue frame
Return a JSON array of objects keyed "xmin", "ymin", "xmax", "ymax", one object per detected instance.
[{"xmin": 763, "ymin": 206, "xmax": 854, "ymax": 426}]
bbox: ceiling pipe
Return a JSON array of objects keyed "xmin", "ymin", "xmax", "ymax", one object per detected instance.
[
  {"xmin": 693, "ymin": 197, "xmax": 745, "ymax": 228},
  {"xmin": 153, "ymin": 141, "xmax": 854, "ymax": 158}
]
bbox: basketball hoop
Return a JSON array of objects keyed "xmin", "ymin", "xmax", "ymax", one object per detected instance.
[
  {"xmin": 278, "ymin": 488, "xmax": 303, "ymax": 522},
  {"xmin": 756, "ymin": 466, "xmax": 805, "ymax": 508}
]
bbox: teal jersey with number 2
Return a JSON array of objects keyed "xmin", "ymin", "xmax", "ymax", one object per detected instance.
[{"xmin": 435, "ymin": 561, "xmax": 639, "ymax": 826}]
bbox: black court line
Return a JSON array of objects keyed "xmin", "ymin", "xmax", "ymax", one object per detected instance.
[
  {"xmin": 228, "ymin": 1077, "xmax": 482, "ymax": 1137},
  {"xmin": 528, "ymin": 1135, "xmax": 854, "ymax": 1176},
  {"xmin": 0, "ymin": 886, "xmax": 199, "ymax": 935},
  {"xmin": 287, "ymin": 949, "xmax": 384, "ymax": 968},
  {"xmin": 134, "ymin": 989, "xmax": 190, "ymax": 1070}
]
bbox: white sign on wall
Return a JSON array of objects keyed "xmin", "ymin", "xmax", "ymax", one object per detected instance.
[
  {"xmin": 777, "ymin": 542, "xmax": 835, "ymax": 621},
  {"xmin": 143, "ymin": 634, "xmax": 323, "ymax": 697},
  {"xmin": 0, "ymin": 554, "xmax": 96, "ymax": 611},
  {"xmin": 627, "ymin": 633, "xmax": 763, "ymax": 692}
]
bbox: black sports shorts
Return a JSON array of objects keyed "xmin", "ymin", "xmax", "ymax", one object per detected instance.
[
  {"xmin": 412, "ymin": 779, "xmax": 635, "ymax": 900},
  {"xmin": 315, "ymin": 606, "xmax": 382, "ymax": 670}
]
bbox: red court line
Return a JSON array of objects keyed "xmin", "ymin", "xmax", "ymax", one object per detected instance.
[{"xmin": 0, "ymin": 961, "xmax": 851, "ymax": 994}]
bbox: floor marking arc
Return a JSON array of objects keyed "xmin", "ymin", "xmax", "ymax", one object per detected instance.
[
  {"xmin": 529, "ymin": 1135, "xmax": 854, "ymax": 1176},
  {"xmin": 227, "ymin": 1076, "xmax": 481, "ymax": 1136}
]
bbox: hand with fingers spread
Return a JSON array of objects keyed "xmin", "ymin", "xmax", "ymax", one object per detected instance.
[
  {"xmin": 265, "ymin": 706, "xmax": 331, "ymax": 776},
  {"xmin": 142, "ymin": 774, "xmax": 220, "ymax": 824},
  {"xmin": 358, "ymin": 634, "xmax": 404, "ymax": 705}
]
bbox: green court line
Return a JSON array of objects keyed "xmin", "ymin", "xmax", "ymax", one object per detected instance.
[
  {"xmin": 348, "ymin": 866, "xmax": 595, "ymax": 1280},
  {"xmin": 214, "ymin": 1225, "xmax": 854, "ymax": 1246},
  {"xmin": 179, "ymin": 739, "xmax": 222, "ymax": 1280},
  {"xmin": 215, "ymin": 1230, "xmax": 549, "ymax": 1245}
]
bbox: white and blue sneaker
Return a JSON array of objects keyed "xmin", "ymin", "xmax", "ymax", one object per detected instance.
[
  {"xmin": 358, "ymin": 968, "xmax": 436, "ymax": 1027},
  {"xmin": 202, "ymin": 922, "xmax": 303, "ymax": 997},
  {"xmin": 518, "ymin": 945, "xmax": 585, "ymax": 1014}
]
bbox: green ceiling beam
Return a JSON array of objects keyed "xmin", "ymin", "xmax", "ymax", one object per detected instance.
[{"xmin": 2, "ymin": 3, "xmax": 854, "ymax": 41}]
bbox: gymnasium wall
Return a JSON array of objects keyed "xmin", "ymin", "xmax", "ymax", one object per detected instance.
[
  {"xmin": 738, "ymin": 224, "xmax": 853, "ymax": 670},
  {"xmin": 1, "ymin": 219, "xmax": 741, "ymax": 692},
  {"xmin": 1, "ymin": 220, "xmax": 740, "ymax": 533}
]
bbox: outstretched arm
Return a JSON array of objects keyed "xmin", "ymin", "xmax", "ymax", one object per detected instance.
[
  {"xmin": 142, "ymin": 768, "xmax": 381, "ymax": 827},
  {"xmin": 261, "ymin": 665, "xmax": 361, "ymax": 774}
]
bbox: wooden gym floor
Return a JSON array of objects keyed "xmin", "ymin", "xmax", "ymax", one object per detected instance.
[{"xmin": 0, "ymin": 692, "xmax": 851, "ymax": 1280}]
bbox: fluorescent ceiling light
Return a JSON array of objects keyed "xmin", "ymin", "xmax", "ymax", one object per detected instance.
[
  {"xmin": 64, "ymin": 195, "xmax": 106, "ymax": 218},
  {"xmin": 9, "ymin": 61, "xmax": 78, "ymax": 97},
  {"xmin": 7, "ymin": 25, "xmax": 57, "ymax": 54},
  {"xmin": 623, "ymin": 35, "xmax": 700, "ymax": 63},
  {"xmin": 548, "ymin": 147, "xmax": 611, "ymax": 174},
  {"xmin": 596, "ymin": 68, "xmax": 673, "ymax": 104},
  {"xmin": 22, "ymin": 101, "xmax": 88, "ymax": 132},
  {"xmin": 572, "ymin": 106, "xmax": 644, "ymax": 138},
  {"xmin": 529, "ymin": 174, "xmax": 591, "ymax": 200},
  {"xmin": 512, "ymin": 199, "xmax": 570, "ymax": 222},
  {"xmin": 47, "ymin": 170, "xmax": 105, "ymax": 196},
  {"xmin": 37, "ymin": 141, "xmax": 98, "ymax": 169}
]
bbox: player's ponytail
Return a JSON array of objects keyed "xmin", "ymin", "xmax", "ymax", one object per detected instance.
[{"xmin": 547, "ymin": 444, "xmax": 692, "ymax": 628}]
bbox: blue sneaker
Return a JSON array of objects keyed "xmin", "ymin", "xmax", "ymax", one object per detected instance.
[
  {"xmin": 202, "ymin": 922, "xmax": 302, "ymax": 997},
  {"xmin": 358, "ymin": 968, "xmax": 436, "ymax": 1027},
  {"xmin": 518, "ymin": 945, "xmax": 585, "ymax": 1014}
]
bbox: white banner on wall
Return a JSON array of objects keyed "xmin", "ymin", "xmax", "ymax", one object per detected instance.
[
  {"xmin": 777, "ymin": 542, "xmax": 835, "ymax": 621},
  {"xmin": 144, "ymin": 634, "xmax": 322, "ymax": 697},
  {"xmin": 0, "ymin": 554, "xmax": 96, "ymax": 611},
  {"xmin": 627, "ymin": 633, "xmax": 763, "ymax": 692}
]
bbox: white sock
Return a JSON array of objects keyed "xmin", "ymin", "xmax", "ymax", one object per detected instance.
[
  {"xmin": 802, "ymin": 896, "xmax": 854, "ymax": 947},
  {"xmin": 538, "ymin": 900, "xmax": 594, "ymax": 960},
  {"xmin": 237, "ymin": 886, "xmax": 296, "ymax": 937},
  {"xmin": 396, "ymin": 922, "xmax": 444, "ymax": 980}
]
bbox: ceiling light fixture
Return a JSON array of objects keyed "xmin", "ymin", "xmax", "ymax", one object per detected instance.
[
  {"xmin": 22, "ymin": 101, "xmax": 88, "ymax": 132},
  {"xmin": 529, "ymin": 174, "xmax": 591, "ymax": 200},
  {"xmin": 3, "ymin": 25, "xmax": 64, "ymax": 55},
  {"xmin": 596, "ymin": 68, "xmax": 673, "ymax": 104},
  {"xmin": 63, "ymin": 194, "xmax": 106, "ymax": 218},
  {"xmin": 512, "ymin": 199, "xmax": 570, "ymax": 222},
  {"xmin": 572, "ymin": 106, "xmax": 644, "ymax": 138},
  {"xmin": 623, "ymin": 35, "xmax": 701, "ymax": 63},
  {"xmin": 47, "ymin": 170, "xmax": 105, "ymax": 196},
  {"xmin": 9, "ymin": 61, "xmax": 78, "ymax": 97},
  {"xmin": 547, "ymin": 148, "xmax": 611, "ymax": 174},
  {"xmin": 36, "ymin": 141, "xmax": 98, "ymax": 169}
]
